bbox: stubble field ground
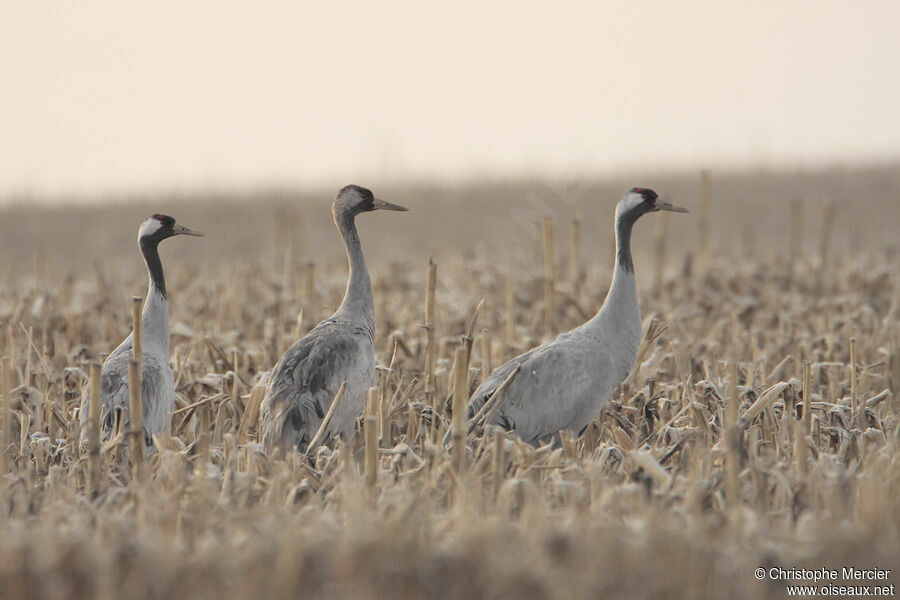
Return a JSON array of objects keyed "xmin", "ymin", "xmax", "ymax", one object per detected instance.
[{"xmin": 0, "ymin": 164, "xmax": 899, "ymax": 599}]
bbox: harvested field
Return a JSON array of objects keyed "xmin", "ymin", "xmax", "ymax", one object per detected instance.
[{"xmin": 1, "ymin": 166, "xmax": 899, "ymax": 599}]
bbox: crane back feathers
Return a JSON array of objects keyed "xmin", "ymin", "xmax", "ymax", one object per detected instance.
[
  {"xmin": 80, "ymin": 342, "xmax": 174, "ymax": 446},
  {"xmin": 466, "ymin": 319, "xmax": 637, "ymax": 444},
  {"xmin": 261, "ymin": 319, "xmax": 374, "ymax": 453}
]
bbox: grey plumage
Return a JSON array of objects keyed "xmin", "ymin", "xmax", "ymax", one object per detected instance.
[
  {"xmin": 262, "ymin": 319, "xmax": 374, "ymax": 451},
  {"xmin": 95, "ymin": 342, "xmax": 172, "ymax": 441},
  {"xmin": 260, "ymin": 185, "xmax": 408, "ymax": 453},
  {"xmin": 80, "ymin": 214, "xmax": 203, "ymax": 447},
  {"xmin": 467, "ymin": 188, "xmax": 688, "ymax": 444}
]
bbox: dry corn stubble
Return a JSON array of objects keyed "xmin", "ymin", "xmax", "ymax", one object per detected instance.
[{"xmin": 0, "ymin": 170, "xmax": 898, "ymax": 599}]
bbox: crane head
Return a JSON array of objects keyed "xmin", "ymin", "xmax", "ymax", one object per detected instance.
[
  {"xmin": 138, "ymin": 214, "xmax": 204, "ymax": 245},
  {"xmin": 617, "ymin": 188, "xmax": 688, "ymax": 222},
  {"xmin": 334, "ymin": 185, "xmax": 408, "ymax": 218}
]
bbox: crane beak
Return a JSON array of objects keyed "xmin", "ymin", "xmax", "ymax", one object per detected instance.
[
  {"xmin": 656, "ymin": 199, "xmax": 689, "ymax": 213},
  {"xmin": 372, "ymin": 198, "xmax": 409, "ymax": 212},
  {"xmin": 173, "ymin": 224, "xmax": 205, "ymax": 236}
]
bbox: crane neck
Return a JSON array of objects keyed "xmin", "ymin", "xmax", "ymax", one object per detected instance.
[
  {"xmin": 584, "ymin": 212, "xmax": 640, "ymax": 342},
  {"xmin": 138, "ymin": 238, "xmax": 171, "ymax": 356},
  {"xmin": 614, "ymin": 211, "xmax": 636, "ymax": 274},
  {"xmin": 140, "ymin": 239, "xmax": 167, "ymax": 298},
  {"xmin": 333, "ymin": 210, "xmax": 374, "ymax": 329}
]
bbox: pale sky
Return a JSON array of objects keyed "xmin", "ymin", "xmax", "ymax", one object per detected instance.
[{"xmin": 2, "ymin": 0, "xmax": 899, "ymax": 198}]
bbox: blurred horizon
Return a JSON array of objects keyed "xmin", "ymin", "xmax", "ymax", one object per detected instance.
[{"xmin": 2, "ymin": 0, "xmax": 900, "ymax": 200}]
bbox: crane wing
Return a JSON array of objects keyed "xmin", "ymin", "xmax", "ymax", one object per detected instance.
[
  {"xmin": 261, "ymin": 322, "xmax": 368, "ymax": 452},
  {"xmin": 466, "ymin": 346, "xmax": 538, "ymax": 418},
  {"xmin": 470, "ymin": 335, "xmax": 623, "ymax": 444},
  {"xmin": 79, "ymin": 341, "xmax": 173, "ymax": 443}
]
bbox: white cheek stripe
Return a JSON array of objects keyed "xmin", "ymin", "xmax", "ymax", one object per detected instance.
[
  {"xmin": 622, "ymin": 193, "xmax": 643, "ymax": 212},
  {"xmin": 615, "ymin": 193, "xmax": 643, "ymax": 219},
  {"xmin": 139, "ymin": 218, "xmax": 164, "ymax": 238}
]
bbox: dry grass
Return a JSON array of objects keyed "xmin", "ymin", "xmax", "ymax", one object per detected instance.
[{"xmin": 1, "ymin": 166, "xmax": 899, "ymax": 599}]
